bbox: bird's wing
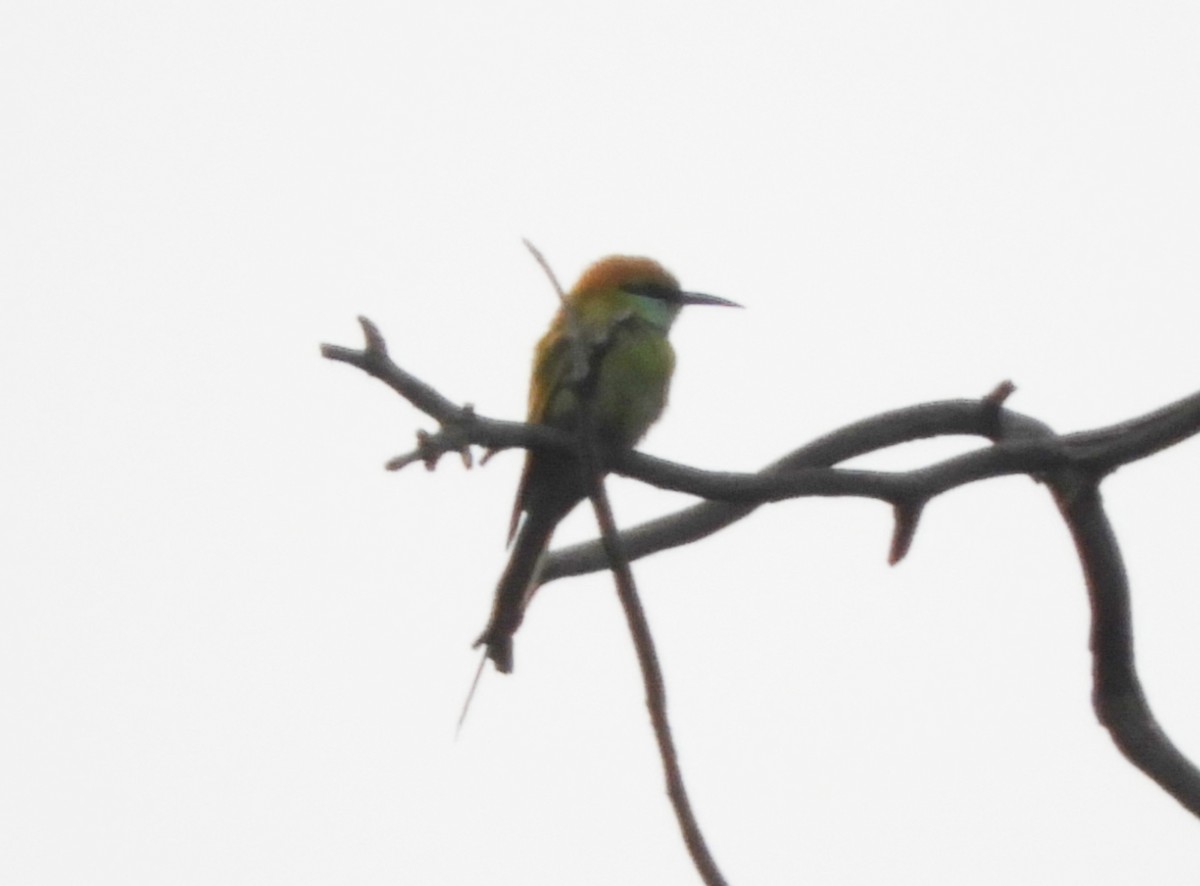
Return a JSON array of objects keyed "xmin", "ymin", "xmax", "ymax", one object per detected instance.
[
  {"xmin": 506, "ymin": 308, "xmax": 641, "ymax": 544},
  {"xmin": 507, "ymin": 315, "xmax": 575, "ymax": 544}
]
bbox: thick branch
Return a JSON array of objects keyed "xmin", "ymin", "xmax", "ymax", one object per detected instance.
[
  {"xmin": 544, "ymin": 391, "xmax": 1200, "ymax": 583},
  {"xmin": 541, "ymin": 402, "xmax": 1053, "ymax": 583},
  {"xmin": 322, "ymin": 319, "xmax": 1200, "ymax": 824},
  {"xmin": 1051, "ymin": 475, "xmax": 1200, "ymax": 817}
]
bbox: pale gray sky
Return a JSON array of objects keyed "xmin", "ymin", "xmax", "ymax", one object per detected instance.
[{"xmin": 3, "ymin": 2, "xmax": 1199, "ymax": 883}]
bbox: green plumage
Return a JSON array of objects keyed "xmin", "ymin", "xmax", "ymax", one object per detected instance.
[{"xmin": 474, "ymin": 256, "xmax": 735, "ymax": 673}]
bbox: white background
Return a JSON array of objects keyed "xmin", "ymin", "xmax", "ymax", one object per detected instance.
[{"xmin": 3, "ymin": 2, "xmax": 1199, "ymax": 883}]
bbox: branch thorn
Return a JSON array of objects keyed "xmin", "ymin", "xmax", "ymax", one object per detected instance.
[{"xmin": 888, "ymin": 501, "xmax": 924, "ymax": 565}]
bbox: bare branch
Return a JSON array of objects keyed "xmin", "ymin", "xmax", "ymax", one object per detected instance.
[
  {"xmin": 323, "ymin": 317, "xmax": 1200, "ymax": 841},
  {"xmin": 321, "ymin": 316, "xmax": 463, "ymax": 423},
  {"xmin": 541, "ymin": 401, "xmax": 1055, "ymax": 583},
  {"xmin": 581, "ymin": 438, "xmax": 728, "ymax": 886},
  {"xmin": 541, "ymin": 393, "xmax": 1200, "ymax": 582},
  {"xmin": 322, "ymin": 316, "xmax": 574, "ymax": 462},
  {"xmin": 1062, "ymin": 389, "xmax": 1200, "ymax": 472},
  {"xmin": 1051, "ymin": 475, "xmax": 1200, "ymax": 817}
]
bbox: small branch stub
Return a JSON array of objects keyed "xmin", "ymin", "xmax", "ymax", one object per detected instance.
[
  {"xmin": 982, "ymin": 380, "xmax": 1016, "ymax": 441},
  {"xmin": 888, "ymin": 501, "xmax": 923, "ymax": 565}
]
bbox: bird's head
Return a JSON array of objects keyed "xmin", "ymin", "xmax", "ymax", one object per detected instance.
[{"xmin": 569, "ymin": 255, "xmax": 740, "ymax": 330}]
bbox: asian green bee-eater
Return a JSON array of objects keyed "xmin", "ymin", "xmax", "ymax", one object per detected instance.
[{"xmin": 474, "ymin": 255, "xmax": 740, "ymax": 673}]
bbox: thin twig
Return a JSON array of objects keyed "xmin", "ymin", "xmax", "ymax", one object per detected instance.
[
  {"xmin": 521, "ymin": 238, "xmax": 568, "ymax": 304},
  {"xmin": 534, "ymin": 239, "xmax": 728, "ymax": 885},
  {"xmin": 582, "ymin": 449, "xmax": 728, "ymax": 886}
]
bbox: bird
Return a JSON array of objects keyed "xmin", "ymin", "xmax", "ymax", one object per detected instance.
[{"xmin": 474, "ymin": 255, "xmax": 740, "ymax": 674}]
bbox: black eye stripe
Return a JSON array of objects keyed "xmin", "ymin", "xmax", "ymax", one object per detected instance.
[{"xmin": 620, "ymin": 281, "xmax": 676, "ymax": 300}]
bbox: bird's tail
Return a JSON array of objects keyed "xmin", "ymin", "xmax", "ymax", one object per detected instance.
[{"xmin": 473, "ymin": 506, "xmax": 561, "ymax": 674}]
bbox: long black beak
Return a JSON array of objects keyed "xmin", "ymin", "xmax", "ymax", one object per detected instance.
[{"xmin": 677, "ymin": 291, "xmax": 743, "ymax": 308}]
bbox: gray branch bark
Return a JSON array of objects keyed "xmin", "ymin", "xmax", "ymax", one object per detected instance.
[{"xmin": 322, "ymin": 316, "xmax": 1200, "ymax": 844}]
